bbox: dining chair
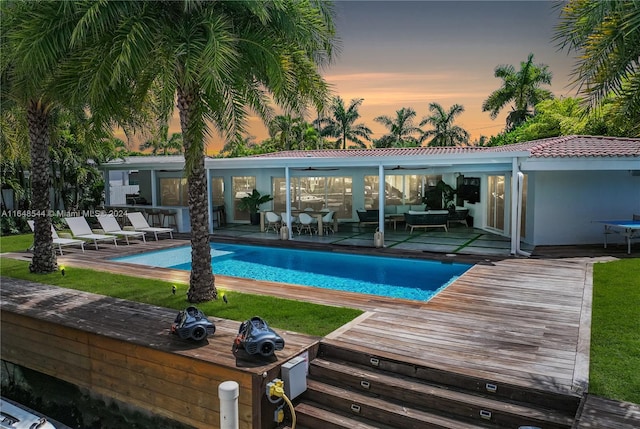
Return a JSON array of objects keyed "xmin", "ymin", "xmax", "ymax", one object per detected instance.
[
  {"xmin": 322, "ymin": 210, "xmax": 335, "ymax": 235},
  {"xmin": 265, "ymin": 211, "xmax": 281, "ymax": 233},
  {"xmin": 280, "ymin": 212, "xmax": 298, "ymax": 232},
  {"xmin": 297, "ymin": 212, "xmax": 316, "ymax": 235}
]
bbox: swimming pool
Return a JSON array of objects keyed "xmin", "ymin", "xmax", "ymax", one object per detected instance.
[{"xmin": 112, "ymin": 243, "xmax": 472, "ymax": 301}]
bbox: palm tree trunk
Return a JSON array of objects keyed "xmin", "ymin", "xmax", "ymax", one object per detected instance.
[
  {"xmin": 177, "ymin": 88, "xmax": 217, "ymax": 303},
  {"xmin": 27, "ymin": 101, "xmax": 57, "ymax": 273}
]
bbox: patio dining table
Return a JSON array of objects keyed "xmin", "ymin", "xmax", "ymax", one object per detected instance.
[{"xmin": 598, "ymin": 220, "xmax": 640, "ymax": 254}]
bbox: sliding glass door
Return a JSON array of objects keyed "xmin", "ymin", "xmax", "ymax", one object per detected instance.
[{"xmin": 487, "ymin": 175, "xmax": 505, "ymax": 232}]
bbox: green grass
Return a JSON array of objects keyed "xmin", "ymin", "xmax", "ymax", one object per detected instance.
[
  {"xmin": 0, "ymin": 233, "xmax": 34, "ymax": 253},
  {"xmin": 0, "ymin": 257, "xmax": 362, "ymax": 337},
  {"xmin": 590, "ymin": 258, "xmax": 640, "ymax": 404}
]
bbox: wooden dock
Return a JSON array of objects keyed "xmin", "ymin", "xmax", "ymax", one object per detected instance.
[
  {"xmin": 0, "ymin": 277, "xmax": 319, "ymax": 429},
  {"xmin": 2, "ymin": 237, "xmax": 637, "ymax": 427}
]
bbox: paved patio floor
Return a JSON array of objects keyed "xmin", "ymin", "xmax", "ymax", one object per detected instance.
[{"xmin": 211, "ymin": 222, "xmax": 534, "ymax": 257}]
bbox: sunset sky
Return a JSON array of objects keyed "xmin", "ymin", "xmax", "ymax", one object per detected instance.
[{"xmin": 202, "ymin": 1, "xmax": 580, "ymax": 153}]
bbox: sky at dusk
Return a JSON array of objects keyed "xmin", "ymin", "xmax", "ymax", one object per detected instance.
[{"xmin": 202, "ymin": 1, "xmax": 580, "ymax": 152}]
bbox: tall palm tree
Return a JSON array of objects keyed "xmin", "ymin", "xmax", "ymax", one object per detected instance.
[
  {"xmin": 317, "ymin": 97, "xmax": 372, "ymax": 149},
  {"xmin": 70, "ymin": 1, "xmax": 337, "ymax": 302},
  {"xmin": 2, "ymin": 2, "xmax": 148, "ymax": 272},
  {"xmin": 1, "ymin": 1, "xmax": 80, "ymax": 273},
  {"xmin": 139, "ymin": 125, "xmax": 183, "ymax": 155},
  {"xmin": 420, "ymin": 103, "xmax": 469, "ymax": 147},
  {"xmin": 373, "ymin": 107, "xmax": 422, "ymax": 147},
  {"xmin": 482, "ymin": 53, "xmax": 554, "ymax": 131},
  {"xmin": 269, "ymin": 115, "xmax": 300, "ymax": 151},
  {"xmin": 554, "ymin": 1, "xmax": 640, "ymax": 132}
]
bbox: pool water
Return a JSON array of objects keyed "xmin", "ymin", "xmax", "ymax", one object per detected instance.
[{"xmin": 112, "ymin": 243, "xmax": 472, "ymax": 301}]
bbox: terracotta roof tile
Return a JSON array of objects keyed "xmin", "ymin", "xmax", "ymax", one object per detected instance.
[
  {"xmin": 248, "ymin": 136, "xmax": 640, "ymax": 159},
  {"xmin": 487, "ymin": 135, "xmax": 640, "ymax": 158},
  {"xmin": 249, "ymin": 146, "xmax": 488, "ymax": 158}
]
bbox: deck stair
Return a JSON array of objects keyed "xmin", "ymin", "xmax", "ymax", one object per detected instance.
[{"xmin": 291, "ymin": 342, "xmax": 579, "ymax": 429}]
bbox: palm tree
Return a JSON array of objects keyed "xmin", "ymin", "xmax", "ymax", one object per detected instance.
[
  {"xmin": 1, "ymin": 1, "xmax": 80, "ymax": 273},
  {"xmin": 219, "ymin": 135, "xmax": 257, "ymax": 158},
  {"xmin": 2, "ymin": 2, "xmax": 147, "ymax": 272},
  {"xmin": 554, "ymin": 1, "xmax": 640, "ymax": 132},
  {"xmin": 373, "ymin": 107, "xmax": 422, "ymax": 147},
  {"xmin": 482, "ymin": 53, "xmax": 554, "ymax": 131},
  {"xmin": 317, "ymin": 97, "xmax": 372, "ymax": 149},
  {"xmin": 420, "ymin": 103, "xmax": 469, "ymax": 147},
  {"xmin": 139, "ymin": 125, "xmax": 183, "ymax": 155},
  {"xmin": 0, "ymin": 105, "xmax": 31, "ymax": 213},
  {"xmin": 269, "ymin": 115, "xmax": 300, "ymax": 151},
  {"xmin": 70, "ymin": 1, "xmax": 337, "ymax": 302}
]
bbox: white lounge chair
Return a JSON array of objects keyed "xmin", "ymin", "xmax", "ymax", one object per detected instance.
[
  {"xmin": 126, "ymin": 211, "xmax": 174, "ymax": 240},
  {"xmin": 97, "ymin": 214, "xmax": 146, "ymax": 244},
  {"xmin": 28, "ymin": 220, "xmax": 85, "ymax": 255},
  {"xmin": 64, "ymin": 216, "xmax": 118, "ymax": 250}
]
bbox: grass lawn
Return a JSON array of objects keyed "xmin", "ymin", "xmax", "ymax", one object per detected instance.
[{"xmin": 590, "ymin": 258, "xmax": 640, "ymax": 404}]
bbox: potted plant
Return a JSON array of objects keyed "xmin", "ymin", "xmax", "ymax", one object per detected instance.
[{"xmin": 238, "ymin": 189, "xmax": 273, "ymax": 225}]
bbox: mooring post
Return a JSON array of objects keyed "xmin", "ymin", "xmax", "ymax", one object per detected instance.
[{"xmin": 218, "ymin": 381, "xmax": 239, "ymax": 429}]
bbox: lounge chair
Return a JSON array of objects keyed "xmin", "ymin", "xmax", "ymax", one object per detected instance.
[
  {"xmin": 97, "ymin": 214, "xmax": 146, "ymax": 244},
  {"xmin": 27, "ymin": 220, "xmax": 85, "ymax": 255},
  {"xmin": 356, "ymin": 209, "xmax": 379, "ymax": 228},
  {"xmin": 64, "ymin": 216, "xmax": 118, "ymax": 250},
  {"xmin": 126, "ymin": 211, "xmax": 174, "ymax": 240}
]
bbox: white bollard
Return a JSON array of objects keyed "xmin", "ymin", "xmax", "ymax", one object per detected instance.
[
  {"xmin": 374, "ymin": 229, "xmax": 384, "ymax": 248},
  {"xmin": 218, "ymin": 381, "xmax": 239, "ymax": 429}
]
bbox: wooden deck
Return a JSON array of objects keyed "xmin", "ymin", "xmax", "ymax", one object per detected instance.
[
  {"xmin": 0, "ymin": 277, "xmax": 319, "ymax": 429},
  {"xmin": 574, "ymin": 395, "xmax": 640, "ymax": 428},
  {"xmin": 1, "ymin": 237, "xmax": 635, "ymax": 427}
]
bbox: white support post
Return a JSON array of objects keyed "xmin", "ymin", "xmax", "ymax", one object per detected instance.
[
  {"xmin": 377, "ymin": 164, "xmax": 385, "ymax": 246},
  {"xmin": 150, "ymin": 169, "xmax": 157, "ymax": 206},
  {"xmin": 218, "ymin": 381, "xmax": 239, "ymax": 429},
  {"xmin": 285, "ymin": 166, "xmax": 292, "ymax": 240},
  {"xmin": 510, "ymin": 158, "xmax": 520, "ymax": 255},
  {"xmin": 207, "ymin": 168, "xmax": 213, "ymax": 233}
]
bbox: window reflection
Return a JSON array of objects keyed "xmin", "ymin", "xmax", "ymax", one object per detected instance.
[
  {"xmin": 364, "ymin": 174, "xmax": 441, "ymax": 208},
  {"xmin": 272, "ymin": 177, "xmax": 353, "ymax": 218},
  {"xmin": 233, "ymin": 176, "xmax": 256, "ymax": 220},
  {"xmin": 159, "ymin": 178, "xmax": 187, "ymax": 206}
]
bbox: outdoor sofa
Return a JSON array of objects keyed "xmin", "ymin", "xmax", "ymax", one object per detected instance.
[{"xmin": 404, "ymin": 210, "xmax": 450, "ymax": 233}]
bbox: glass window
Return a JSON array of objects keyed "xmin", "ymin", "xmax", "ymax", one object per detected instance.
[
  {"xmin": 272, "ymin": 176, "xmax": 353, "ymax": 219},
  {"xmin": 159, "ymin": 178, "xmax": 187, "ymax": 206},
  {"xmin": 233, "ymin": 176, "xmax": 256, "ymax": 220},
  {"xmin": 487, "ymin": 175, "xmax": 505, "ymax": 231},
  {"xmin": 365, "ymin": 174, "xmax": 441, "ymax": 208},
  {"xmin": 211, "ymin": 177, "xmax": 225, "ymax": 206}
]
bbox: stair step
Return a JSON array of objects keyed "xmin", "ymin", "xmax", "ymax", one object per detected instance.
[
  {"xmin": 303, "ymin": 379, "xmax": 493, "ymax": 429},
  {"xmin": 310, "ymin": 357, "xmax": 574, "ymax": 429},
  {"xmin": 295, "ymin": 401, "xmax": 396, "ymax": 429},
  {"xmin": 318, "ymin": 341, "xmax": 580, "ymax": 413}
]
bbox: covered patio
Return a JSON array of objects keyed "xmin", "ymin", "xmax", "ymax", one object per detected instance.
[{"xmin": 210, "ymin": 221, "xmax": 531, "ymax": 258}]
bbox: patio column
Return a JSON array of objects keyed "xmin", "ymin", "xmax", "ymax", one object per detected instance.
[
  {"xmin": 103, "ymin": 169, "xmax": 110, "ymax": 206},
  {"xmin": 207, "ymin": 167, "xmax": 213, "ymax": 233},
  {"xmin": 378, "ymin": 164, "xmax": 385, "ymax": 238},
  {"xmin": 150, "ymin": 169, "xmax": 157, "ymax": 206},
  {"xmin": 285, "ymin": 166, "xmax": 292, "ymax": 240}
]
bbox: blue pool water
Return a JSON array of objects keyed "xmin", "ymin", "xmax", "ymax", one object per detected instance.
[{"xmin": 112, "ymin": 243, "xmax": 472, "ymax": 301}]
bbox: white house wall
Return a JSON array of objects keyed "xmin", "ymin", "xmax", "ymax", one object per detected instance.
[{"xmin": 529, "ymin": 170, "xmax": 640, "ymax": 245}]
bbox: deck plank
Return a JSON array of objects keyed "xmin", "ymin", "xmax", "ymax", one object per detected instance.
[{"xmin": 2, "ymin": 241, "xmax": 596, "ymax": 401}]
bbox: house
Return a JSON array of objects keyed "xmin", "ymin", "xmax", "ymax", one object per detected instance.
[{"xmin": 101, "ymin": 135, "xmax": 640, "ymax": 253}]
